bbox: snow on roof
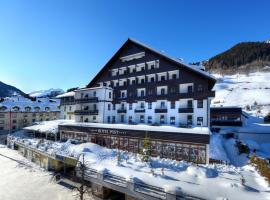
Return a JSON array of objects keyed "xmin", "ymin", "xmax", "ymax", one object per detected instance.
[
  {"xmin": 56, "ymin": 91, "xmax": 75, "ymax": 98},
  {"xmin": 74, "ymin": 86, "xmax": 113, "ymax": 92},
  {"xmin": 0, "ymin": 96, "xmax": 60, "ymax": 112},
  {"xmin": 23, "ymin": 120, "xmax": 74, "ymax": 135},
  {"xmin": 61, "ymin": 122, "xmax": 211, "ymax": 135},
  {"xmin": 129, "ymin": 38, "xmax": 216, "ymax": 81}
]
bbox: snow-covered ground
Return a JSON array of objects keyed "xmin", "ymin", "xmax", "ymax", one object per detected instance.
[
  {"xmin": 0, "ymin": 144, "xmax": 78, "ymax": 200},
  {"xmin": 212, "ymin": 71, "xmax": 270, "ymax": 117},
  {"xmin": 7, "ymin": 133, "xmax": 270, "ymax": 200}
]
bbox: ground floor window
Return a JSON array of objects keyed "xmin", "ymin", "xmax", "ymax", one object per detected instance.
[
  {"xmin": 148, "ymin": 116, "xmax": 152, "ymax": 124},
  {"xmin": 140, "ymin": 115, "xmax": 144, "ymax": 123},
  {"xmin": 160, "ymin": 115, "xmax": 165, "ymax": 124},
  {"xmin": 187, "ymin": 115, "xmax": 193, "ymax": 125},
  {"xmin": 197, "ymin": 117, "xmax": 203, "ymax": 126},
  {"xmin": 128, "ymin": 116, "xmax": 132, "ymax": 123},
  {"xmin": 121, "ymin": 115, "xmax": 124, "ymax": 123},
  {"xmin": 170, "ymin": 117, "xmax": 175, "ymax": 125}
]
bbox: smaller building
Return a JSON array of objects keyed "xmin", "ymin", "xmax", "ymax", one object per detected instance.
[
  {"xmin": 210, "ymin": 107, "xmax": 243, "ymax": 126},
  {"xmin": 0, "ymin": 96, "xmax": 60, "ymax": 131}
]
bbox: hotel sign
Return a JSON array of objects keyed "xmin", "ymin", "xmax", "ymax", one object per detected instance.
[{"xmin": 91, "ymin": 128, "xmax": 128, "ymax": 135}]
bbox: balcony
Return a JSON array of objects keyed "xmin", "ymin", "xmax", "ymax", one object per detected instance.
[
  {"xmin": 74, "ymin": 110, "xmax": 99, "ymax": 115},
  {"xmin": 134, "ymin": 108, "xmax": 145, "ymax": 113},
  {"xmin": 117, "ymin": 109, "xmax": 127, "ymax": 114},
  {"xmin": 178, "ymin": 107, "xmax": 193, "ymax": 113},
  {"xmin": 75, "ymin": 97, "xmax": 98, "ymax": 103},
  {"xmin": 60, "ymin": 100, "xmax": 76, "ymax": 105},
  {"xmin": 154, "ymin": 108, "xmax": 167, "ymax": 113}
]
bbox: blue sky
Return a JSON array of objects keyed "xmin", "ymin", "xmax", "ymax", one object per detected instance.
[{"xmin": 0, "ymin": 0, "xmax": 269, "ymax": 93}]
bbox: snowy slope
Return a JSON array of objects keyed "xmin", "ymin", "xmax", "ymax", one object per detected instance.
[
  {"xmin": 29, "ymin": 89, "xmax": 64, "ymax": 98},
  {"xmin": 212, "ymin": 72, "xmax": 270, "ymax": 116}
]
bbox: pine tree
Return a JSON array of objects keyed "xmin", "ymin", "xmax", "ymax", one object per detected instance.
[{"xmin": 141, "ymin": 134, "xmax": 152, "ymax": 163}]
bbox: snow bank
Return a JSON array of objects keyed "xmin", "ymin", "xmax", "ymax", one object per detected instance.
[{"xmin": 7, "ymin": 133, "xmax": 270, "ymax": 200}]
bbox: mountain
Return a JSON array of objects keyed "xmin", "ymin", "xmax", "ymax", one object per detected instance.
[
  {"xmin": 0, "ymin": 81, "xmax": 27, "ymax": 98},
  {"xmin": 29, "ymin": 89, "xmax": 64, "ymax": 98},
  {"xmin": 204, "ymin": 41, "xmax": 270, "ymax": 74}
]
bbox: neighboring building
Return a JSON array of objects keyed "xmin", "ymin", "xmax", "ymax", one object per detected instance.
[
  {"xmin": 210, "ymin": 107, "xmax": 243, "ymax": 126},
  {"xmin": 57, "ymin": 39, "xmax": 216, "ymax": 164},
  {"xmin": 0, "ymin": 96, "xmax": 60, "ymax": 131}
]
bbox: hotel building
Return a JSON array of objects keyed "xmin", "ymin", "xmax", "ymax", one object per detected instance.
[{"xmin": 58, "ymin": 39, "xmax": 216, "ymax": 163}]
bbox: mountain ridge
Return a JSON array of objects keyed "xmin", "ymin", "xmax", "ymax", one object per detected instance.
[{"xmin": 204, "ymin": 41, "xmax": 270, "ymax": 74}]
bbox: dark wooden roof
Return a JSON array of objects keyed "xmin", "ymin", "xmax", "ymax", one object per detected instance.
[{"xmin": 86, "ymin": 38, "xmax": 216, "ymax": 88}]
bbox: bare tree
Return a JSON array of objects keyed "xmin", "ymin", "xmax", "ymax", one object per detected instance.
[{"xmin": 76, "ymin": 154, "xmax": 88, "ymax": 200}]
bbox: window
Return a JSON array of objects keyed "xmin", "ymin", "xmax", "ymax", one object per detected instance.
[
  {"xmin": 132, "ymin": 80, "xmax": 136, "ymax": 85},
  {"xmin": 197, "ymin": 117, "xmax": 203, "ymax": 126},
  {"xmin": 108, "ymin": 104, "xmax": 111, "ymax": 111},
  {"xmin": 161, "ymin": 88, "xmax": 165, "ymax": 95},
  {"xmin": 69, "ymin": 106, "xmax": 72, "ymax": 111},
  {"xmin": 93, "ymin": 116, "xmax": 96, "ymax": 121},
  {"xmin": 187, "ymin": 85, "xmax": 193, "ymax": 93},
  {"xmin": 197, "ymin": 100, "xmax": 203, "ymax": 108},
  {"xmin": 140, "ymin": 90, "xmax": 145, "ymax": 97},
  {"xmin": 32, "ymin": 119, "xmax": 35, "ymax": 123},
  {"xmin": 161, "ymin": 76, "xmax": 166, "ymax": 81},
  {"xmin": 148, "ymin": 116, "xmax": 152, "ymax": 124},
  {"xmin": 121, "ymin": 115, "xmax": 124, "ymax": 123},
  {"xmin": 107, "ymin": 116, "xmax": 111, "ymax": 123},
  {"xmin": 160, "ymin": 115, "xmax": 165, "ymax": 124},
  {"xmin": 170, "ymin": 117, "xmax": 175, "ymax": 125},
  {"xmin": 121, "ymin": 104, "xmax": 125, "ymax": 110},
  {"xmin": 150, "ymin": 77, "xmax": 155, "ymax": 82},
  {"xmin": 141, "ymin": 79, "xmax": 145, "ymax": 84},
  {"xmin": 140, "ymin": 115, "xmax": 144, "ymax": 123},
  {"xmin": 121, "ymin": 92, "xmax": 125, "ymax": 98},
  {"xmin": 12, "ymin": 120, "xmax": 16, "ymax": 123},
  {"xmin": 109, "ymin": 92, "xmax": 112, "ymax": 98},
  {"xmin": 172, "ymin": 74, "xmax": 177, "ymax": 79},
  {"xmin": 140, "ymin": 102, "xmax": 144, "ymax": 109},
  {"xmin": 93, "ymin": 104, "xmax": 97, "ymax": 110},
  {"xmin": 128, "ymin": 116, "xmax": 132, "ymax": 123},
  {"xmin": 112, "ymin": 116, "xmax": 116, "ymax": 123},
  {"xmin": 113, "ymin": 104, "xmax": 116, "ymax": 110},
  {"xmin": 93, "ymin": 91, "xmax": 96, "ymax": 97},
  {"xmin": 161, "ymin": 102, "xmax": 165, "ymax": 109},
  {"xmin": 170, "ymin": 87, "xmax": 177, "ymax": 94},
  {"xmin": 148, "ymin": 102, "xmax": 152, "ymax": 109},
  {"xmin": 64, "ymin": 106, "xmax": 66, "ymax": 112},
  {"xmin": 84, "ymin": 118, "xmax": 89, "ymax": 122},
  {"xmin": 187, "ymin": 100, "xmax": 193, "ymax": 108},
  {"xmin": 187, "ymin": 115, "xmax": 193, "ymax": 125},
  {"xmin": 171, "ymin": 102, "xmax": 175, "ymax": 109},
  {"xmin": 129, "ymin": 104, "xmax": 132, "ymax": 110}
]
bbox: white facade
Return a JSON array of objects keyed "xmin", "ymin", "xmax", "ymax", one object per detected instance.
[{"xmin": 59, "ymin": 86, "xmax": 212, "ymax": 128}]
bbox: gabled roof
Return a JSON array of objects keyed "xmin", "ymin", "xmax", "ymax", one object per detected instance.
[{"xmin": 87, "ymin": 38, "xmax": 216, "ymax": 88}]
